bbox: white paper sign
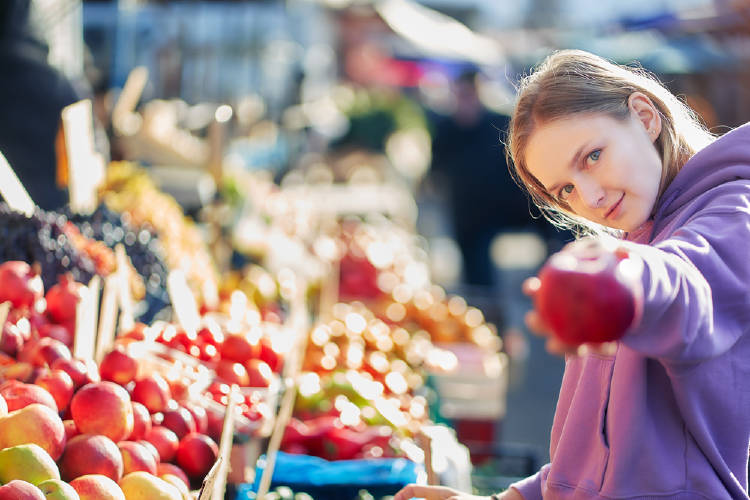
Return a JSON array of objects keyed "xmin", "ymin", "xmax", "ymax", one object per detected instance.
[
  {"xmin": 73, "ymin": 276, "xmax": 101, "ymax": 361},
  {"xmin": 95, "ymin": 275, "xmax": 119, "ymax": 362},
  {"xmin": 0, "ymin": 151, "xmax": 35, "ymax": 216},
  {"xmin": 115, "ymin": 244, "xmax": 135, "ymax": 333},
  {"xmin": 62, "ymin": 100, "xmax": 105, "ymax": 215},
  {"xmin": 167, "ymin": 270, "xmax": 201, "ymax": 337}
]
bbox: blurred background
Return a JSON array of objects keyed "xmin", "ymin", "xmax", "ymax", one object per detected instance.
[{"xmin": 2, "ymin": 0, "xmax": 749, "ymax": 492}]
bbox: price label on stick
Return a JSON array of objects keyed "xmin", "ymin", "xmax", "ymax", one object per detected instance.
[
  {"xmin": 0, "ymin": 151, "xmax": 35, "ymax": 216},
  {"xmin": 61, "ymin": 100, "xmax": 105, "ymax": 215},
  {"xmin": 115, "ymin": 244, "xmax": 135, "ymax": 333},
  {"xmin": 167, "ymin": 270, "xmax": 200, "ymax": 338},
  {"xmin": 74, "ymin": 277, "xmax": 101, "ymax": 362},
  {"xmin": 95, "ymin": 275, "xmax": 119, "ymax": 362}
]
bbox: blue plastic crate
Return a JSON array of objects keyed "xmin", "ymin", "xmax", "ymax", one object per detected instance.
[{"xmin": 234, "ymin": 451, "xmax": 423, "ymax": 500}]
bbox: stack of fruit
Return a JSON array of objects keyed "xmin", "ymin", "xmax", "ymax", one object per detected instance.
[
  {"xmin": 0, "ymin": 332, "xmax": 218, "ymax": 499},
  {"xmin": 100, "ymin": 162, "xmax": 219, "ymax": 309},
  {"xmin": 121, "ymin": 316, "xmax": 285, "ymax": 434},
  {"xmin": 0, "ymin": 261, "xmax": 91, "ymax": 351},
  {"xmin": 0, "ymin": 205, "xmax": 98, "ymax": 291},
  {"xmin": 62, "ymin": 204, "xmax": 171, "ymax": 323},
  {"xmin": 277, "ymin": 301, "xmax": 455, "ymax": 462}
]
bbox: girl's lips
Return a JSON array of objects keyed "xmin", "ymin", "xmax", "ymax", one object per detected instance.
[{"xmin": 605, "ymin": 194, "xmax": 624, "ymax": 220}]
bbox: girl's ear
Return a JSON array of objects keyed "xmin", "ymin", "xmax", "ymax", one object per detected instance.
[{"xmin": 628, "ymin": 92, "xmax": 661, "ymax": 143}]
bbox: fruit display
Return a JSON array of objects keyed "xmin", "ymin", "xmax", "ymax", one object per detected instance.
[
  {"xmin": 62, "ymin": 204, "xmax": 171, "ymax": 323},
  {"xmin": 534, "ymin": 238, "xmax": 642, "ymax": 345},
  {"xmin": 0, "ymin": 134, "xmax": 505, "ymax": 500},
  {"xmin": 100, "ymin": 161, "xmax": 219, "ymax": 308},
  {"xmin": 0, "ymin": 315, "xmax": 219, "ymax": 499},
  {"xmin": 0, "ymin": 204, "xmax": 97, "ymax": 289}
]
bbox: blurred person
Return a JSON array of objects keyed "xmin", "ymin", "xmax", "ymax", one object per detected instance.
[
  {"xmin": 427, "ymin": 69, "xmax": 552, "ymax": 289},
  {"xmin": 0, "ymin": 0, "xmax": 84, "ymax": 209},
  {"xmin": 397, "ymin": 49, "xmax": 750, "ymax": 499}
]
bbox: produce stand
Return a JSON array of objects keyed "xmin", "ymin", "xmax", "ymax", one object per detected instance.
[{"xmin": 0, "ymin": 62, "xmax": 507, "ymax": 500}]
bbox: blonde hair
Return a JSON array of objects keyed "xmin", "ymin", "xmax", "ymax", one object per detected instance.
[{"xmin": 506, "ymin": 49, "xmax": 715, "ymax": 234}]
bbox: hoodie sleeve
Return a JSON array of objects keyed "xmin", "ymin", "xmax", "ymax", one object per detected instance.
[
  {"xmin": 621, "ymin": 201, "xmax": 750, "ymax": 362},
  {"xmin": 508, "ymin": 465, "xmax": 547, "ymax": 500}
]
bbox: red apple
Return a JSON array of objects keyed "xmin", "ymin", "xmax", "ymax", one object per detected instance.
[
  {"xmin": 0, "ymin": 380, "xmax": 57, "ymax": 412},
  {"xmin": 259, "ymin": 336, "xmax": 283, "ymax": 373},
  {"xmin": 215, "ymin": 360, "xmax": 250, "ymax": 386},
  {"xmin": 0, "ymin": 480, "xmax": 45, "ymax": 500},
  {"xmin": 220, "ymin": 333, "xmax": 260, "ymax": 363},
  {"xmin": 0, "ymin": 261, "xmax": 44, "ymax": 310},
  {"xmin": 143, "ymin": 426, "xmax": 179, "ymax": 463},
  {"xmin": 70, "ymin": 382, "xmax": 134, "ymax": 442},
  {"xmin": 131, "ymin": 373, "xmax": 171, "ymax": 413},
  {"xmin": 69, "ymin": 474, "xmax": 125, "ymax": 500},
  {"xmin": 50, "ymin": 357, "xmax": 98, "ymax": 389},
  {"xmin": 205, "ymin": 405, "xmax": 226, "ymax": 443},
  {"xmin": 0, "ymin": 322, "xmax": 24, "ymax": 357},
  {"xmin": 59, "ymin": 434, "xmax": 124, "ymax": 481},
  {"xmin": 0, "ymin": 361, "xmax": 34, "ymax": 383},
  {"xmin": 175, "ymin": 432, "xmax": 218, "ymax": 480},
  {"xmin": 37, "ymin": 323, "xmax": 73, "ymax": 347},
  {"xmin": 535, "ymin": 239, "xmax": 642, "ymax": 345},
  {"xmin": 63, "ymin": 419, "xmax": 79, "ymax": 441},
  {"xmin": 45, "ymin": 274, "xmax": 82, "ymax": 324},
  {"xmin": 0, "ymin": 403, "xmax": 66, "ymax": 460},
  {"xmin": 137, "ymin": 440, "xmax": 160, "ymax": 463},
  {"xmin": 184, "ymin": 403, "xmax": 208, "ymax": 434},
  {"xmin": 161, "ymin": 406, "xmax": 197, "ymax": 440},
  {"xmin": 117, "ymin": 441, "xmax": 157, "ymax": 475},
  {"xmin": 99, "ymin": 347, "xmax": 138, "ymax": 386},
  {"xmin": 128, "ymin": 401, "xmax": 151, "ymax": 441},
  {"xmin": 34, "ymin": 368, "xmax": 75, "ymax": 411},
  {"xmin": 197, "ymin": 321, "xmax": 224, "ymax": 347},
  {"xmin": 244, "ymin": 359, "xmax": 272, "ymax": 388},
  {"xmin": 30, "ymin": 338, "xmax": 71, "ymax": 368},
  {"xmin": 155, "ymin": 463, "xmax": 190, "ymax": 488}
]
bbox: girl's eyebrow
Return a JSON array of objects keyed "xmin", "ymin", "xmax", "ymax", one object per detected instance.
[{"xmin": 544, "ymin": 142, "xmax": 590, "ymax": 194}]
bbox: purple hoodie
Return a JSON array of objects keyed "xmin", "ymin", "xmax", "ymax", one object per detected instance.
[{"xmin": 511, "ymin": 122, "xmax": 750, "ymax": 499}]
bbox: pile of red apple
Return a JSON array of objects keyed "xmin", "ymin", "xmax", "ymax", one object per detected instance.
[
  {"xmin": 124, "ymin": 317, "xmax": 284, "ymax": 428},
  {"xmin": 0, "ymin": 261, "xmax": 86, "ymax": 353},
  {"xmin": 0, "ymin": 333, "xmax": 220, "ymax": 499}
]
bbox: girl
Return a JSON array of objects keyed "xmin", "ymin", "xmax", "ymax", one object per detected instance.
[{"xmin": 395, "ymin": 49, "xmax": 750, "ymax": 499}]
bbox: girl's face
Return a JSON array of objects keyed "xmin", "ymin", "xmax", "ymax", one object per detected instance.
[{"xmin": 525, "ymin": 100, "xmax": 663, "ymax": 233}]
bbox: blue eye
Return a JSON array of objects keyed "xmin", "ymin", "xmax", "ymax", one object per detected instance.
[
  {"xmin": 588, "ymin": 150, "xmax": 601, "ymax": 162},
  {"xmin": 558, "ymin": 184, "xmax": 575, "ymax": 201}
]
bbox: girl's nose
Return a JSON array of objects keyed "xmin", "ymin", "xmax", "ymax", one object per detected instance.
[{"xmin": 578, "ymin": 179, "xmax": 606, "ymax": 209}]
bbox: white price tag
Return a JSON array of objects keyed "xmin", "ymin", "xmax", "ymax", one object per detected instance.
[
  {"xmin": 73, "ymin": 277, "xmax": 101, "ymax": 362},
  {"xmin": 61, "ymin": 100, "xmax": 105, "ymax": 215},
  {"xmin": 0, "ymin": 150, "xmax": 35, "ymax": 216},
  {"xmin": 167, "ymin": 270, "xmax": 201, "ymax": 337},
  {"xmin": 95, "ymin": 275, "xmax": 119, "ymax": 362},
  {"xmin": 115, "ymin": 244, "xmax": 135, "ymax": 333}
]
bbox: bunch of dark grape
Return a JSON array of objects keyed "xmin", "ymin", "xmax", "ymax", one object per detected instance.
[
  {"xmin": 0, "ymin": 203, "xmax": 97, "ymax": 287},
  {"xmin": 62, "ymin": 203, "xmax": 171, "ymax": 322}
]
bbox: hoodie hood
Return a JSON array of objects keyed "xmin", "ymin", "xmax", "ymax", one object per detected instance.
[{"xmin": 654, "ymin": 122, "xmax": 750, "ymax": 223}]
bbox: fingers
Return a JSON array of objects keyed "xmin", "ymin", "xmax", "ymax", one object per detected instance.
[
  {"xmin": 524, "ymin": 309, "xmax": 547, "ymax": 335},
  {"xmin": 393, "ymin": 484, "xmax": 457, "ymax": 500},
  {"xmin": 525, "ymin": 310, "xmax": 614, "ymax": 357},
  {"xmin": 522, "ymin": 276, "xmax": 541, "ymax": 296}
]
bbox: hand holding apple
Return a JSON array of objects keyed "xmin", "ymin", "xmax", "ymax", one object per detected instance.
[{"xmin": 528, "ymin": 238, "xmax": 643, "ymax": 354}]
